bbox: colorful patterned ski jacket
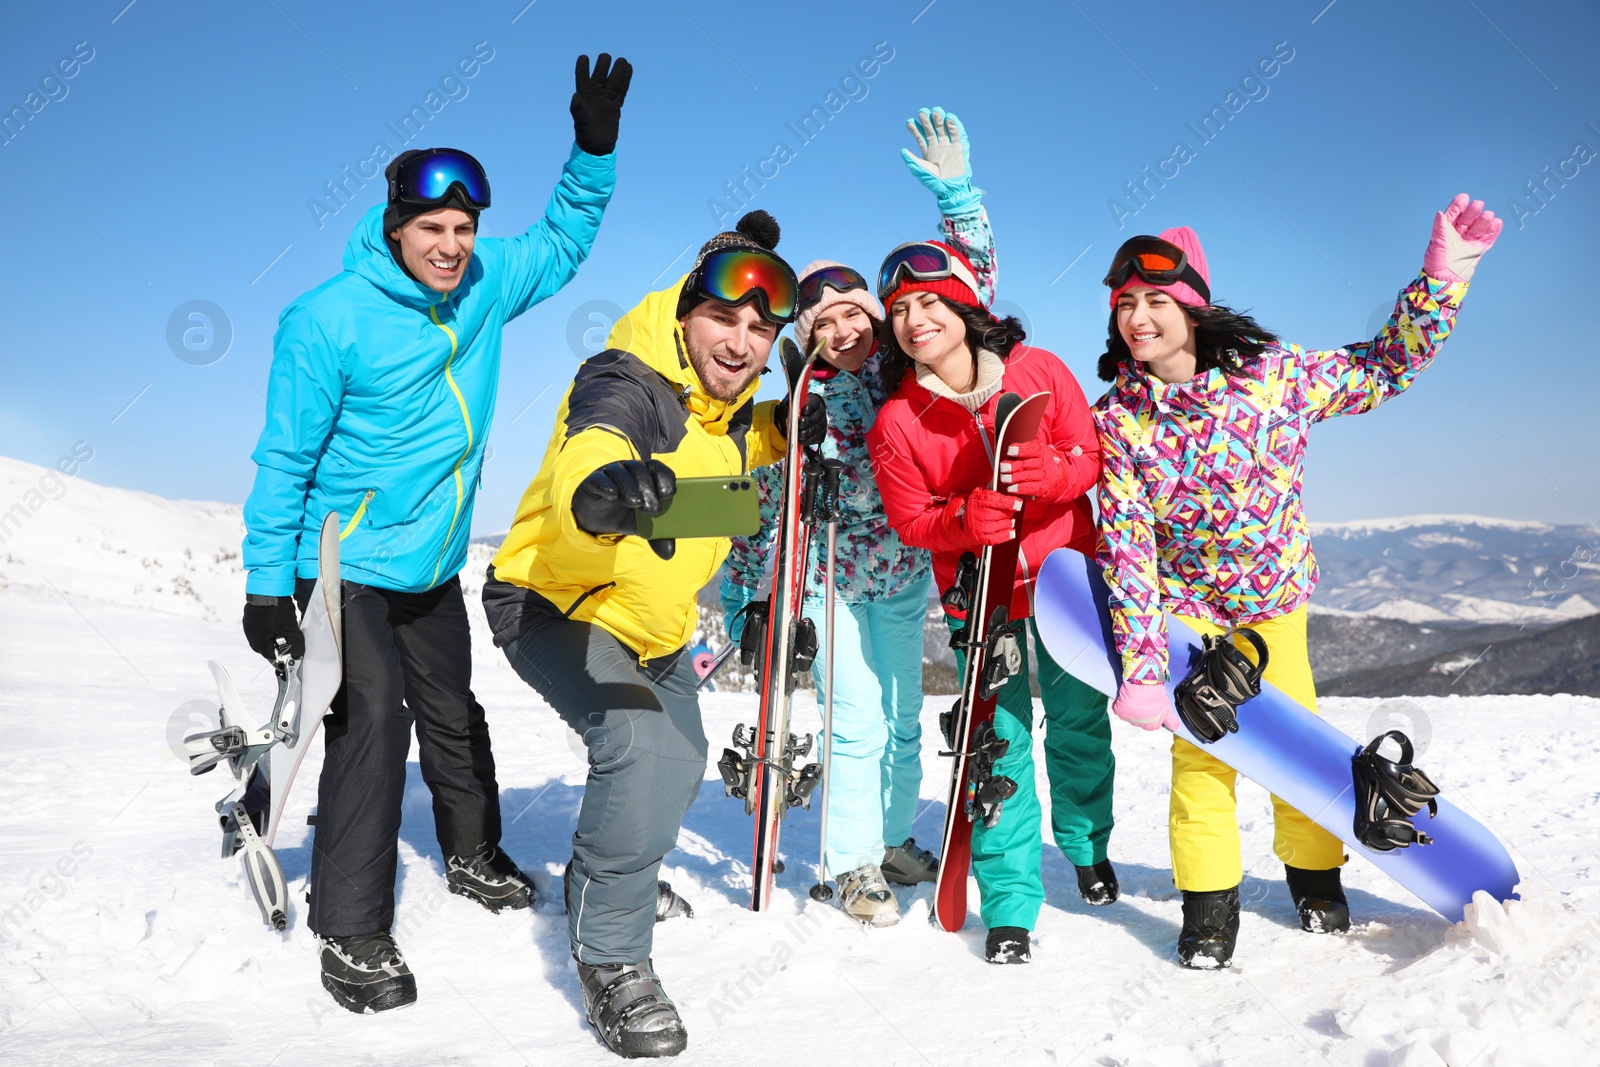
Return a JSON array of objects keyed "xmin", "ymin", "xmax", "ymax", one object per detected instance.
[
  {"xmin": 719, "ymin": 207, "xmax": 996, "ymax": 609},
  {"xmin": 243, "ymin": 146, "xmax": 615, "ymax": 596},
  {"xmin": 1095, "ymin": 271, "xmax": 1469, "ymax": 684}
]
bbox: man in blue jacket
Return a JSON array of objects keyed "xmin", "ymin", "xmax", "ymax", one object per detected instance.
[{"xmin": 240, "ymin": 54, "xmax": 630, "ymax": 1015}]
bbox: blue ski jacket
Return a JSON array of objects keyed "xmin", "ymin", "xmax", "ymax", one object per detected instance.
[{"xmin": 243, "ymin": 145, "xmax": 616, "ymax": 596}]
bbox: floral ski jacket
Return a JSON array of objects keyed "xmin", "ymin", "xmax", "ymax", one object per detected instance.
[
  {"xmin": 1095, "ymin": 271, "xmax": 1468, "ymax": 684},
  {"xmin": 721, "ymin": 207, "xmax": 996, "ymax": 607}
]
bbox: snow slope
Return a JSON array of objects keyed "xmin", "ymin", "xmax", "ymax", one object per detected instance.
[{"xmin": 2, "ymin": 457, "xmax": 1596, "ymax": 1065}]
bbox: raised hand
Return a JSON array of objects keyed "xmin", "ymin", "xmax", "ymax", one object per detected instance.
[
  {"xmin": 1423, "ymin": 193, "xmax": 1503, "ymax": 284},
  {"xmin": 571, "ymin": 53, "xmax": 633, "ymax": 156},
  {"xmin": 900, "ymin": 107, "xmax": 981, "ymax": 213}
]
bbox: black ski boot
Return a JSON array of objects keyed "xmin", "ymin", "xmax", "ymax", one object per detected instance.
[
  {"xmin": 1177, "ymin": 887, "xmax": 1240, "ymax": 969},
  {"xmin": 1075, "ymin": 860, "xmax": 1120, "ymax": 906},
  {"xmin": 880, "ymin": 837, "xmax": 938, "ymax": 885},
  {"xmin": 320, "ymin": 933, "xmax": 418, "ymax": 1013},
  {"xmin": 577, "ymin": 958, "xmax": 688, "ymax": 1058},
  {"xmin": 1285, "ymin": 865, "xmax": 1350, "ymax": 933},
  {"xmin": 984, "ymin": 926, "xmax": 1032, "ymax": 964},
  {"xmin": 446, "ymin": 845, "xmax": 534, "ymax": 913},
  {"xmin": 655, "ymin": 880, "xmax": 693, "ymax": 922}
]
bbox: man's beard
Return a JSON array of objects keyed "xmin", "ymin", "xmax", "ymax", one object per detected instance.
[{"xmin": 686, "ymin": 340, "xmax": 761, "ymax": 401}]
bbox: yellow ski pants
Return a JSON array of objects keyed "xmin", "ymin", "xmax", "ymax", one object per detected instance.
[{"xmin": 1169, "ymin": 607, "xmax": 1346, "ymax": 892}]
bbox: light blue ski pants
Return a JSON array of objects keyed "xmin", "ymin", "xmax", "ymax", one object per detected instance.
[{"xmin": 802, "ymin": 574, "xmax": 930, "ymax": 875}]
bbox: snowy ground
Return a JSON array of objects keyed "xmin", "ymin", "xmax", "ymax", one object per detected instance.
[{"xmin": 2, "ymin": 457, "xmax": 1597, "ymax": 1065}]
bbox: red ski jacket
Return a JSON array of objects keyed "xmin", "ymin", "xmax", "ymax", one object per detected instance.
[{"xmin": 867, "ymin": 344, "xmax": 1101, "ymax": 621}]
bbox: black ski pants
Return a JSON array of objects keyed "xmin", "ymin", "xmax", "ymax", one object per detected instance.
[
  {"xmin": 297, "ymin": 576, "xmax": 503, "ymax": 937},
  {"xmin": 502, "ymin": 614, "xmax": 706, "ymax": 965}
]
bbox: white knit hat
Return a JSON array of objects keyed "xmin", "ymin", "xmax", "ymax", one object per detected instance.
[{"xmin": 794, "ymin": 259, "xmax": 885, "ymax": 354}]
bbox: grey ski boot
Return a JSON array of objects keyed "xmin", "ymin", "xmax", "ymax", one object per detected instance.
[{"xmin": 577, "ymin": 958, "xmax": 688, "ymax": 1058}]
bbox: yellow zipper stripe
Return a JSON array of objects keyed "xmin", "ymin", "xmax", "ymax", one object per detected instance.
[
  {"xmin": 339, "ymin": 491, "xmax": 374, "ymax": 541},
  {"xmin": 429, "ymin": 303, "xmax": 473, "ymax": 585}
]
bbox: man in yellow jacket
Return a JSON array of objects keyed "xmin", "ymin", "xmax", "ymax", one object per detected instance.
[{"xmin": 482, "ymin": 210, "xmax": 821, "ymax": 1059}]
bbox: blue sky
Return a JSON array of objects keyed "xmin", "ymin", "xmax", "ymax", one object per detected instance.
[{"xmin": 3, "ymin": 0, "xmax": 1597, "ymax": 534}]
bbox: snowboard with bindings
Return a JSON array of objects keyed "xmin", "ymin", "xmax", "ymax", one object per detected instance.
[
  {"xmin": 717, "ymin": 339, "xmax": 829, "ymax": 911},
  {"xmin": 932, "ymin": 391, "xmax": 1050, "ymax": 933},
  {"xmin": 182, "ymin": 511, "xmax": 344, "ymax": 931},
  {"xmin": 1031, "ymin": 545, "xmax": 1519, "ymax": 924}
]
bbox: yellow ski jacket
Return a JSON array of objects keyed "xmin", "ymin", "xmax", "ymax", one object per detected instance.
[{"xmin": 488, "ymin": 277, "xmax": 786, "ymax": 660}]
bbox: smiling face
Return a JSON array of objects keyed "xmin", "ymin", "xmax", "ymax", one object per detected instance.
[
  {"xmin": 1115, "ymin": 285, "xmax": 1198, "ymax": 383},
  {"xmin": 890, "ymin": 291, "xmax": 971, "ymax": 389},
  {"xmin": 389, "ymin": 206, "xmax": 476, "ymax": 294},
  {"xmin": 811, "ymin": 302, "xmax": 877, "ymax": 373},
  {"xmin": 680, "ymin": 299, "xmax": 779, "ymax": 401}
]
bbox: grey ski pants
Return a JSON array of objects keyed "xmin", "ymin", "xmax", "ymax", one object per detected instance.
[{"xmin": 502, "ymin": 615, "xmax": 707, "ymax": 965}]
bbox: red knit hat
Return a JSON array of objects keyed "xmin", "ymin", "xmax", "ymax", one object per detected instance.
[{"xmin": 880, "ymin": 241, "xmax": 983, "ymax": 311}]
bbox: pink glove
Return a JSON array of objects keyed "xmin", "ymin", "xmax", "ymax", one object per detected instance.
[
  {"xmin": 1423, "ymin": 193, "xmax": 1502, "ymax": 284},
  {"xmin": 1112, "ymin": 680, "xmax": 1178, "ymax": 732},
  {"xmin": 1000, "ymin": 440, "xmax": 1081, "ymax": 502}
]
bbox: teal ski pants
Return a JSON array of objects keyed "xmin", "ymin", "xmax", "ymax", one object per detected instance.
[
  {"xmin": 802, "ymin": 574, "xmax": 930, "ymax": 874},
  {"xmin": 947, "ymin": 615, "xmax": 1116, "ymax": 931}
]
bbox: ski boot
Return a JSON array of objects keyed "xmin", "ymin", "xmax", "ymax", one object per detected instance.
[
  {"xmin": 985, "ymin": 926, "xmax": 1032, "ymax": 965},
  {"xmin": 880, "ymin": 837, "xmax": 938, "ymax": 886},
  {"xmin": 837, "ymin": 863, "xmax": 899, "ymax": 927},
  {"xmin": 446, "ymin": 845, "xmax": 534, "ymax": 913},
  {"xmin": 577, "ymin": 958, "xmax": 688, "ymax": 1059},
  {"xmin": 1285, "ymin": 865, "xmax": 1350, "ymax": 934},
  {"xmin": 1177, "ymin": 886, "xmax": 1240, "ymax": 969},
  {"xmin": 655, "ymin": 880, "xmax": 694, "ymax": 922},
  {"xmin": 1075, "ymin": 860, "xmax": 1120, "ymax": 906},
  {"xmin": 320, "ymin": 932, "xmax": 418, "ymax": 1014}
]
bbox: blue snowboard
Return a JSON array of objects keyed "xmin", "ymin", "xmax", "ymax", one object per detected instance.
[{"xmin": 1033, "ymin": 546, "xmax": 1519, "ymax": 924}]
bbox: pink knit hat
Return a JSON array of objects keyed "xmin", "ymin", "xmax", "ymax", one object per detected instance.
[
  {"xmin": 794, "ymin": 259, "xmax": 885, "ymax": 354},
  {"xmin": 1108, "ymin": 226, "xmax": 1210, "ymax": 308}
]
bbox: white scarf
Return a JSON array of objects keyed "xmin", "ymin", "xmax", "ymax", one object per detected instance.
[{"xmin": 914, "ymin": 349, "xmax": 1005, "ymax": 411}]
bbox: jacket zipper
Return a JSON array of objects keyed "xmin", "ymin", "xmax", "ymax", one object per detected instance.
[
  {"xmin": 339, "ymin": 490, "xmax": 375, "ymax": 541},
  {"xmin": 429, "ymin": 299, "xmax": 474, "ymax": 586}
]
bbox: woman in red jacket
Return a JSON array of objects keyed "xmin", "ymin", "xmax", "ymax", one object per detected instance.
[{"xmin": 866, "ymin": 241, "xmax": 1114, "ymax": 964}]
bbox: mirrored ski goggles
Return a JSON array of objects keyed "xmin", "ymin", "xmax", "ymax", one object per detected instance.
[
  {"xmin": 389, "ymin": 148, "xmax": 492, "ymax": 210},
  {"xmin": 695, "ymin": 248, "xmax": 799, "ymax": 324},
  {"xmin": 797, "ymin": 265, "xmax": 868, "ymax": 311},
  {"xmin": 877, "ymin": 242, "xmax": 980, "ymax": 302},
  {"xmin": 1102, "ymin": 235, "xmax": 1210, "ymax": 304}
]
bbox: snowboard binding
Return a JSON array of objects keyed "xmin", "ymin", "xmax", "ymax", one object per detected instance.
[
  {"xmin": 1174, "ymin": 626, "xmax": 1269, "ymax": 743},
  {"xmin": 1352, "ymin": 730, "xmax": 1440, "ymax": 851}
]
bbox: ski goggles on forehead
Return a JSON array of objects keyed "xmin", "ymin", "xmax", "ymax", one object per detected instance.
[
  {"xmin": 390, "ymin": 148, "xmax": 492, "ymax": 210},
  {"xmin": 797, "ymin": 265, "xmax": 868, "ymax": 311},
  {"xmin": 695, "ymin": 248, "xmax": 799, "ymax": 324},
  {"xmin": 877, "ymin": 242, "xmax": 980, "ymax": 302},
  {"xmin": 1103, "ymin": 235, "xmax": 1210, "ymax": 303}
]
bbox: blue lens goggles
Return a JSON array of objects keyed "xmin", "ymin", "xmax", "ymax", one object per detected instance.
[{"xmin": 390, "ymin": 148, "xmax": 491, "ymax": 210}]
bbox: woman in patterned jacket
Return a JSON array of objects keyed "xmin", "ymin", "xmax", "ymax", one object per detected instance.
[
  {"xmin": 1094, "ymin": 195, "xmax": 1502, "ymax": 968},
  {"xmin": 720, "ymin": 109, "xmax": 993, "ymax": 928}
]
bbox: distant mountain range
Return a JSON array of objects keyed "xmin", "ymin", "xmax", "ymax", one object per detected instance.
[{"xmin": 6, "ymin": 454, "xmax": 1590, "ymax": 698}]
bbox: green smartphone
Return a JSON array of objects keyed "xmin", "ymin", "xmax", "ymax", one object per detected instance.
[{"xmin": 634, "ymin": 475, "xmax": 762, "ymax": 539}]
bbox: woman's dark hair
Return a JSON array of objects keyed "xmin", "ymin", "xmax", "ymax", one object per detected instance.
[
  {"xmin": 877, "ymin": 295, "xmax": 1026, "ymax": 395},
  {"xmin": 1096, "ymin": 302, "xmax": 1280, "ymax": 383}
]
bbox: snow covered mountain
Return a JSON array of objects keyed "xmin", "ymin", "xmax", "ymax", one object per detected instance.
[
  {"xmin": 3, "ymin": 453, "xmax": 1598, "ymax": 1064},
  {"xmin": 1307, "ymin": 515, "xmax": 1600, "ymax": 625}
]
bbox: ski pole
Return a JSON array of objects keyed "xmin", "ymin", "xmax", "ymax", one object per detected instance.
[
  {"xmin": 810, "ymin": 458, "xmax": 843, "ymax": 903},
  {"xmin": 696, "ymin": 641, "xmax": 740, "ymax": 691}
]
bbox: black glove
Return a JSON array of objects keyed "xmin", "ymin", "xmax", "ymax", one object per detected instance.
[
  {"xmin": 570, "ymin": 53, "xmax": 633, "ymax": 156},
  {"xmin": 572, "ymin": 459, "xmax": 677, "ymax": 559},
  {"xmin": 775, "ymin": 393, "xmax": 827, "ymax": 449},
  {"xmin": 242, "ymin": 595, "xmax": 304, "ymax": 662}
]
